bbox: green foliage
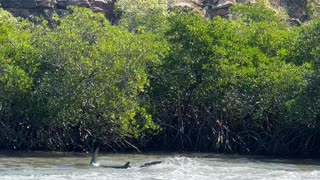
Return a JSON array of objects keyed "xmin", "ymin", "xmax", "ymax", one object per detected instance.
[
  {"xmin": 0, "ymin": 7, "xmax": 165, "ymax": 151},
  {"xmin": 230, "ymin": 3, "xmax": 280, "ymax": 23},
  {"xmin": 32, "ymin": 7, "xmax": 162, "ymax": 142},
  {"xmin": 285, "ymin": 17, "xmax": 320, "ymax": 126},
  {"xmin": 289, "ymin": 19, "xmax": 320, "ymax": 66},
  {"xmin": 1, "ymin": 1, "xmax": 320, "ymax": 156},
  {"xmin": 116, "ymin": 0, "xmax": 168, "ymax": 14},
  {"xmin": 307, "ymin": 0, "xmax": 320, "ymax": 19},
  {"xmin": 0, "ymin": 8, "xmax": 34, "ymax": 116},
  {"xmin": 0, "ymin": 8, "xmax": 41, "ymax": 150},
  {"xmin": 153, "ymin": 7, "xmax": 299, "ymax": 122},
  {"xmin": 149, "ymin": 6, "xmax": 312, "ymax": 154},
  {"xmin": 115, "ymin": 0, "xmax": 169, "ymax": 33}
]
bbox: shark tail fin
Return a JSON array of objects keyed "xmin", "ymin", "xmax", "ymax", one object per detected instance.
[
  {"xmin": 140, "ymin": 161, "xmax": 162, "ymax": 168},
  {"xmin": 123, "ymin": 162, "xmax": 131, "ymax": 168},
  {"xmin": 90, "ymin": 147, "xmax": 99, "ymax": 166}
]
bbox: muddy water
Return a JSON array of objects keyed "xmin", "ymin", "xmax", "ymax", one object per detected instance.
[{"xmin": 0, "ymin": 152, "xmax": 320, "ymax": 180}]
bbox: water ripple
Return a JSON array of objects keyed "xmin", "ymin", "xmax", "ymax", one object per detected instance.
[{"xmin": 0, "ymin": 154, "xmax": 320, "ymax": 180}]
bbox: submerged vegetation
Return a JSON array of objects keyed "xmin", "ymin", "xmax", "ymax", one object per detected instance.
[{"xmin": 1, "ymin": 1, "xmax": 320, "ymax": 157}]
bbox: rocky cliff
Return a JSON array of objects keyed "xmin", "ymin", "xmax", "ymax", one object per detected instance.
[
  {"xmin": 0, "ymin": 0, "xmax": 317, "ymax": 23},
  {"xmin": 0, "ymin": 0, "xmax": 117, "ymax": 23},
  {"xmin": 199, "ymin": 0, "xmax": 320, "ymax": 22}
]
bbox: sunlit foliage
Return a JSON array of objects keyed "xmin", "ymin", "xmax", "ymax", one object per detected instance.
[
  {"xmin": 0, "ymin": 7, "xmax": 164, "ymax": 151},
  {"xmin": 1, "ymin": 2, "xmax": 320, "ymax": 156},
  {"xmin": 115, "ymin": 0, "xmax": 170, "ymax": 33}
]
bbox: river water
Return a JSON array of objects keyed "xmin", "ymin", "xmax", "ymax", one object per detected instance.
[{"xmin": 0, "ymin": 151, "xmax": 320, "ymax": 180}]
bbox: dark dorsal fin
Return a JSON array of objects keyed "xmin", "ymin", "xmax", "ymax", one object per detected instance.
[{"xmin": 90, "ymin": 147, "xmax": 99, "ymax": 166}]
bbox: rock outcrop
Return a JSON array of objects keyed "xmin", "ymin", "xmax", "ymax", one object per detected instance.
[
  {"xmin": 202, "ymin": 0, "xmax": 234, "ymax": 19},
  {"xmin": 0, "ymin": 0, "xmax": 313, "ymax": 25},
  {"xmin": 0, "ymin": 0, "xmax": 117, "ymax": 22}
]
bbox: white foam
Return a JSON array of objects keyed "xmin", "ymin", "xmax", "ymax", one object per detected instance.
[{"xmin": 1, "ymin": 155, "xmax": 320, "ymax": 180}]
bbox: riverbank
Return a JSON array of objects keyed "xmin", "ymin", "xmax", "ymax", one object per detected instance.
[{"xmin": 2, "ymin": 2, "xmax": 320, "ymax": 158}]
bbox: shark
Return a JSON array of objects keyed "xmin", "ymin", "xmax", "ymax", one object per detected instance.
[{"xmin": 89, "ymin": 147, "xmax": 162, "ymax": 168}]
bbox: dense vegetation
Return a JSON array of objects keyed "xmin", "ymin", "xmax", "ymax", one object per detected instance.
[{"xmin": 1, "ymin": 2, "xmax": 320, "ymax": 157}]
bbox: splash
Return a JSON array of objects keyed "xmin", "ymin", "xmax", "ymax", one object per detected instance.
[{"xmin": 1, "ymin": 154, "xmax": 320, "ymax": 180}]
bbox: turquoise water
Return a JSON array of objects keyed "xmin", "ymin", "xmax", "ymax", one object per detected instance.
[{"xmin": 0, "ymin": 152, "xmax": 320, "ymax": 180}]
